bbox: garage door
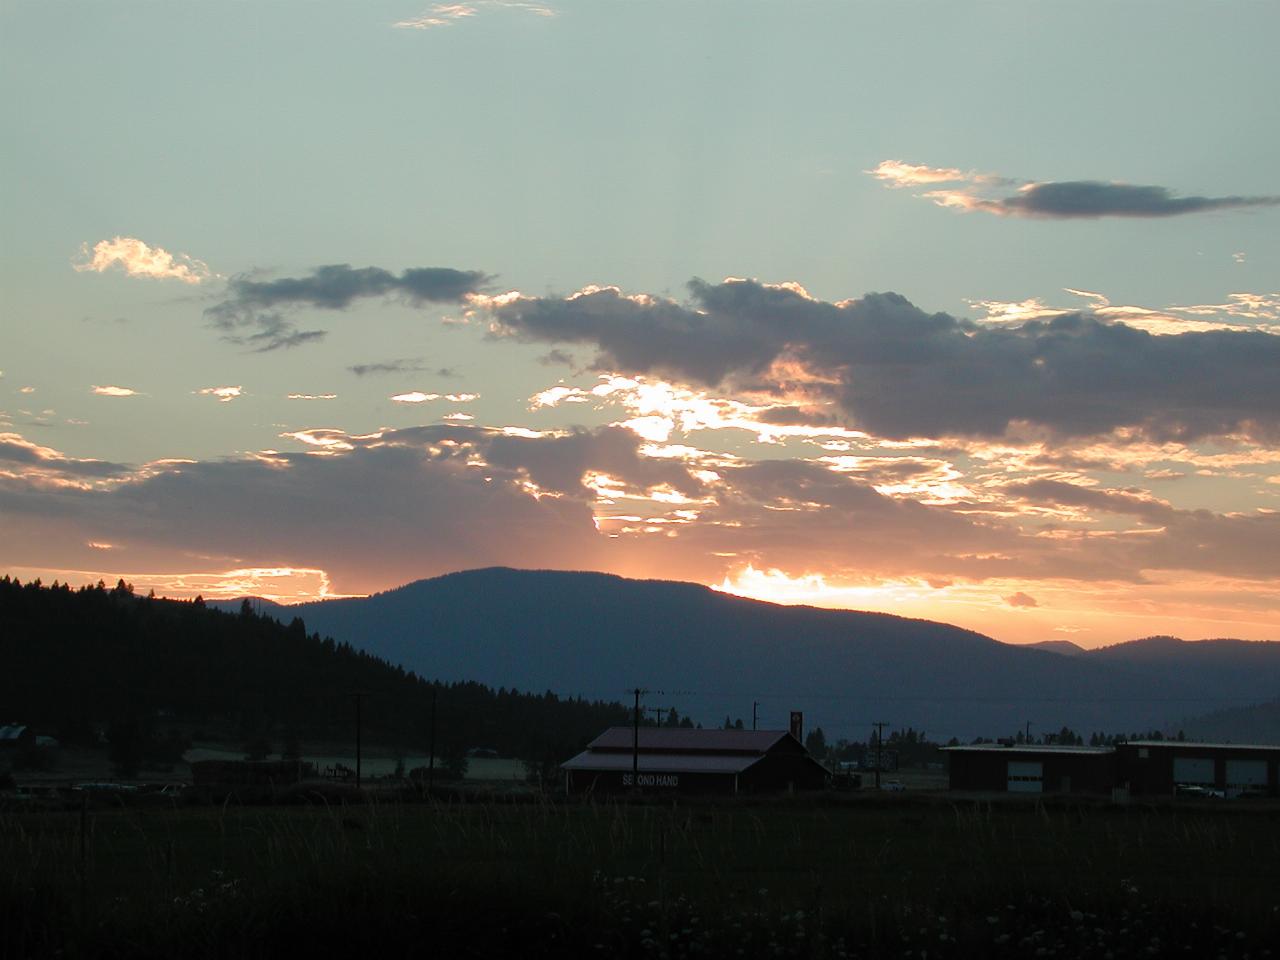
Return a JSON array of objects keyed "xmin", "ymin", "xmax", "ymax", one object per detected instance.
[
  {"xmin": 1007, "ymin": 760, "xmax": 1043, "ymax": 793},
  {"xmin": 1225, "ymin": 759, "xmax": 1267, "ymax": 790},
  {"xmin": 1172, "ymin": 756, "xmax": 1214, "ymax": 785}
]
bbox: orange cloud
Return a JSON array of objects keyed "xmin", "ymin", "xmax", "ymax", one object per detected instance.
[{"xmin": 74, "ymin": 236, "xmax": 212, "ymax": 284}]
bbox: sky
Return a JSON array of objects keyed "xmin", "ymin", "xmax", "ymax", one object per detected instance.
[{"xmin": 2, "ymin": 0, "xmax": 1279, "ymax": 648}]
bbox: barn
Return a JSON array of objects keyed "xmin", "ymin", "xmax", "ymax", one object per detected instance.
[
  {"xmin": 943, "ymin": 743, "xmax": 1117, "ymax": 795},
  {"xmin": 561, "ymin": 727, "xmax": 830, "ymax": 795},
  {"xmin": 1116, "ymin": 740, "xmax": 1280, "ymax": 798}
]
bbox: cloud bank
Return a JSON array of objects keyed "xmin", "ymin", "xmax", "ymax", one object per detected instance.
[
  {"xmin": 4, "ymin": 424, "xmax": 1278, "ymax": 608},
  {"xmin": 487, "ymin": 279, "xmax": 1280, "ymax": 442},
  {"xmin": 870, "ymin": 160, "xmax": 1280, "ymax": 219}
]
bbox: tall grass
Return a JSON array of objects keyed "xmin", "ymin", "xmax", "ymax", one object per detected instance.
[{"xmin": 4, "ymin": 795, "xmax": 1279, "ymax": 957}]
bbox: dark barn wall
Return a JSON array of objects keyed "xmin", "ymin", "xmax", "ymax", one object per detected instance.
[
  {"xmin": 565, "ymin": 756, "xmax": 829, "ymax": 795},
  {"xmin": 566, "ymin": 770, "xmax": 739, "ymax": 795},
  {"xmin": 739, "ymin": 755, "xmax": 829, "ymax": 793},
  {"xmin": 947, "ymin": 751, "xmax": 1010, "ymax": 792}
]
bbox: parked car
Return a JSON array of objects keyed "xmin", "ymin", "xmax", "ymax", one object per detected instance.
[
  {"xmin": 73, "ymin": 782, "xmax": 138, "ymax": 794},
  {"xmin": 1175, "ymin": 783, "xmax": 1224, "ymax": 799}
]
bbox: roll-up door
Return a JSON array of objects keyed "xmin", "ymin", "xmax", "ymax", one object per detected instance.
[
  {"xmin": 1172, "ymin": 756, "xmax": 1214, "ymax": 785},
  {"xmin": 1225, "ymin": 759, "xmax": 1267, "ymax": 791},
  {"xmin": 1007, "ymin": 760, "xmax": 1043, "ymax": 793}
]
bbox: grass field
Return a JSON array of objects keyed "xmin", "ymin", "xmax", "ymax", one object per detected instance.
[{"xmin": 4, "ymin": 793, "xmax": 1279, "ymax": 958}]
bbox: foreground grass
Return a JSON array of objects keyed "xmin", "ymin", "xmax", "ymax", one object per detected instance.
[{"xmin": 4, "ymin": 794, "xmax": 1279, "ymax": 958}]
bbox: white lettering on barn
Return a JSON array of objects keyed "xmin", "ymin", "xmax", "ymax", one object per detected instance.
[{"xmin": 621, "ymin": 773, "xmax": 679, "ymax": 787}]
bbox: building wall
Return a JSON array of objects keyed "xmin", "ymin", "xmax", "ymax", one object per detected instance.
[
  {"xmin": 1116, "ymin": 744, "xmax": 1280, "ymax": 797},
  {"xmin": 947, "ymin": 751, "xmax": 1115, "ymax": 794}
]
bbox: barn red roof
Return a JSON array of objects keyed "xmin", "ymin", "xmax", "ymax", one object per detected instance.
[{"xmin": 584, "ymin": 727, "xmax": 801, "ymax": 755}]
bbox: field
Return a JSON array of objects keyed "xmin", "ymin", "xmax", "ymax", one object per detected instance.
[{"xmin": 4, "ymin": 793, "xmax": 1279, "ymax": 959}]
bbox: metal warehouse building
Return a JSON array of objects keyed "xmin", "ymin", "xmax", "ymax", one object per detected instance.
[
  {"xmin": 945, "ymin": 741, "xmax": 1280, "ymax": 798},
  {"xmin": 943, "ymin": 744, "xmax": 1117, "ymax": 795},
  {"xmin": 1116, "ymin": 741, "xmax": 1280, "ymax": 798},
  {"xmin": 562, "ymin": 727, "xmax": 830, "ymax": 795}
]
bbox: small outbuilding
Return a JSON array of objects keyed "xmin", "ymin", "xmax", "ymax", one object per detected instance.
[
  {"xmin": 1116, "ymin": 740, "xmax": 1280, "ymax": 798},
  {"xmin": 562, "ymin": 727, "xmax": 830, "ymax": 795},
  {"xmin": 943, "ymin": 744, "xmax": 1116, "ymax": 795}
]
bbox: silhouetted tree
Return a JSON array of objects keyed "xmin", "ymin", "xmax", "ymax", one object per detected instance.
[{"xmin": 805, "ymin": 726, "xmax": 828, "ymax": 757}]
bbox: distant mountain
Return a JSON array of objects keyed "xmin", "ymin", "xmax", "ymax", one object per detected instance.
[
  {"xmin": 1081, "ymin": 636, "xmax": 1280, "ymax": 708},
  {"xmin": 263, "ymin": 568, "xmax": 1280, "ymax": 742},
  {"xmin": 1025, "ymin": 640, "xmax": 1086, "ymax": 656}
]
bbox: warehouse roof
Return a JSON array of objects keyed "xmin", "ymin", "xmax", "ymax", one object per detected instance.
[
  {"xmin": 942, "ymin": 744, "xmax": 1113, "ymax": 757},
  {"xmin": 583, "ymin": 727, "xmax": 800, "ymax": 755},
  {"xmin": 1122, "ymin": 740, "xmax": 1280, "ymax": 752}
]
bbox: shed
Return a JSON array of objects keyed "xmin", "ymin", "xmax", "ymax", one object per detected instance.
[
  {"xmin": 943, "ymin": 744, "xmax": 1116, "ymax": 795},
  {"xmin": 562, "ymin": 727, "xmax": 830, "ymax": 795},
  {"xmin": 1116, "ymin": 740, "xmax": 1280, "ymax": 798}
]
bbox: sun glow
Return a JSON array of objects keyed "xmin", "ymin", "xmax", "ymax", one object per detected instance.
[
  {"xmin": 712, "ymin": 565, "xmax": 932, "ymax": 608},
  {"xmin": 2, "ymin": 565, "xmax": 362, "ymax": 604}
]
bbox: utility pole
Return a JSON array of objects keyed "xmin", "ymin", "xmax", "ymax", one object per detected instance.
[
  {"xmin": 752, "ymin": 701, "xmax": 759, "ymax": 731},
  {"xmin": 872, "ymin": 721, "xmax": 889, "ymax": 790},
  {"xmin": 427, "ymin": 686, "xmax": 438, "ymax": 795},
  {"xmin": 649, "ymin": 706, "xmax": 673, "ymax": 726},
  {"xmin": 632, "ymin": 688, "xmax": 647, "ymax": 788},
  {"xmin": 351, "ymin": 690, "xmax": 371, "ymax": 790}
]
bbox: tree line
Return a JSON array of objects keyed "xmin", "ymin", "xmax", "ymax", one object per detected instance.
[{"xmin": 0, "ymin": 576, "xmax": 631, "ymax": 773}]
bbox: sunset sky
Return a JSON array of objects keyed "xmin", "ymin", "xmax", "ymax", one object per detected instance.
[{"xmin": 3, "ymin": 1, "xmax": 1279, "ymax": 647}]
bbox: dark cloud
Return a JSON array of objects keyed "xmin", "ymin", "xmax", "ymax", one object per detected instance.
[
  {"xmin": 207, "ymin": 264, "xmax": 490, "ymax": 351},
  {"xmin": 1005, "ymin": 592, "xmax": 1038, "ymax": 608},
  {"xmin": 241, "ymin": 316, "xmax": 327, "ymax": 352},
  {"xmin": 1133, "ymin": 509, "xmax": 1280, "ymax": 580},
  {"xmin": 484, "ymin": 425, "xmax": 704, "ymax": 499},
  {"xmin": 0, "ymin": 435, "xmax": 126, "ymax": 479},
  {"xmin": 489, "ymin": 279, "xmax": 1280, "ymax": 442},
  {"xmin": 538, "ymin": 349, "xmax": 576, "ymax": 367},
  {"xmin": 214, "ymin": 264, "xmax": 489, "ymax": 313},
  {"xmin": 986, "ymin": 181, "xmax": 1280, "ymax": 219},
  {"xmin": 1004, "ymin": 479, "xmax": 1173, "ymax": 523},
  {"xmin": 348, "ymin": 359, "xmax": 432, "ymax": 377},
  {"xmin": 755, "ymin": 405, "xmax": 835, "ymax": 427}
]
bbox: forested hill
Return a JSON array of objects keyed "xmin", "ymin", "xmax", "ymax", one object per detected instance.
[{"xmin": 0, "ymin": 576, "xmax": 629, "ymax": 763}]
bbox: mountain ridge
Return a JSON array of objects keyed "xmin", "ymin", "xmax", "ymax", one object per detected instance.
[{"xmin": 218, "ymin": 567, "xmax": 1280, "ymax": 741}]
